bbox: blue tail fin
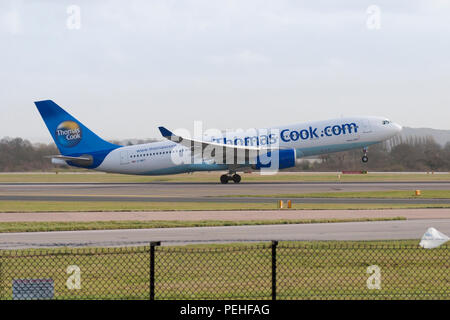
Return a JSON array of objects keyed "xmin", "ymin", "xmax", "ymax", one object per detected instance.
[{"xmin": 35, "ymin": 100, "xmax": 120, "ymax": 167}]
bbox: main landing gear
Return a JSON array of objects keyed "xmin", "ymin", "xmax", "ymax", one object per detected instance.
[
  {"xmin": 362, "ymin": 147, "xmax": 369, "ymax": 163},
  {"xmin": 220, "ymin": 173, "xmax": 241, "ymax": 184}
]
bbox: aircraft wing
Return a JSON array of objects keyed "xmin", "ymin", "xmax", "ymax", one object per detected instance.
[{"xmin": 158, "ymin": 126, "xmax": 272, "ymax": 164}]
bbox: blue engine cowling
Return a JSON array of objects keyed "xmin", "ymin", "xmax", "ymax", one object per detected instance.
[{"xmin": 252, "ymin": 149, "xmax": 296, "ymax": 170}]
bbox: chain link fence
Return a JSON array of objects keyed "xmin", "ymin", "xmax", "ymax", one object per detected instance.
[{"xmin": 0, "ymin": 241, "xmax": 448, "ymax": 300}]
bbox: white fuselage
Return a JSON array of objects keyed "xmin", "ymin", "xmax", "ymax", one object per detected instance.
[{"xmin": 96, "ymin": 116, "xmax": 402, "ymax": 175}]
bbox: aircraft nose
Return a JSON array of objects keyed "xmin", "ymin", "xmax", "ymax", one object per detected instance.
[{"xmin": 393, "ymin": 123, "xmax": 402, "ymax": 134}]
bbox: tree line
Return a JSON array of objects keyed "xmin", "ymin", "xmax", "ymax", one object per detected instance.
[
  {"xmin": 296, "ymin": 136, "xmax": 450, "ymax": 172},
  {"xmin": 0, "ymin": 138, "xmax": 59, "ymax": 172},
  {"xmin": 1, "ymin": 136, "xmax": 450, "ymax": 172}
]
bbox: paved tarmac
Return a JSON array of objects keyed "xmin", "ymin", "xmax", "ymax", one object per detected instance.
[
  {"xmin": 1, "ymin": 181, "xmax": 450, "ymax": 203},
  {"xmin": 0, "ymin": 208, "xmax": 448, "ymax": 222},
  {"xmin": 1, "ymin": 194, "xmax": 450, "ymax": 204},
  {"xmin": 1, "ymin": 181, "xmax": 449, "ymax": 249},
  {"xmin": 2, "ymin": 181, "xmax": 450, "ymax": 196},
  {"xmin": 0, "ymin": 219, "xmax": 448, "ymax": 249}
]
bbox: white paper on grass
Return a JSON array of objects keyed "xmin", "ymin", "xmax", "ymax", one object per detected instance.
[{"xmin": 419, "ymin": 227, "xmax": 449, "ymax": 249}]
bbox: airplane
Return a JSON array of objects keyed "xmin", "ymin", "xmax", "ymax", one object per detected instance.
[{"xmin": 35, "ymin": 100, "xmax": 402, "ymax": 184}]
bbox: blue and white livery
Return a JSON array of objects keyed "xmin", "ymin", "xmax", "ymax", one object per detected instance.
[{"xmin": 35, "ymin": 100, "xmax": 402, "ymax": 183}]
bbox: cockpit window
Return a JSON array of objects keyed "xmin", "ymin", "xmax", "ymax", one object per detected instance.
[{"xmin": 382, "ymin": 120, "xmax": 391, "ymax": 125}]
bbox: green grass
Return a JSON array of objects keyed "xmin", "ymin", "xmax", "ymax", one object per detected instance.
[
  {"xmin": 1, "ymin": 172, "xmax": 450, "ymax": 183},
  {"xmin": 223, "ymin": 190, "xmax": 450, "ymax": 199},
  {"xmin": 0, "ymin": 200, "xmax": 277, "ymax": 212},
  {"xmin": 0, "ymin": 240, "xmax": 447, "ymax": 300},
  {"xmin": 0, "ymin": 217, "xmax": 406, "ymax": 233},
  {"xmin": 2, "ymin": 200, "xmax": 450, "ymax": 213}
]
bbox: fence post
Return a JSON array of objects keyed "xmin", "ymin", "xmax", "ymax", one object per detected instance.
[
  {"xmin": 0, "ymin": 262, "xmax": 3, "ymax": 299},
  {"xmin": 150, "ymin": 241, "xmax": 161, "ymax": 300},
  {"xmin": 271, "ymin": 241, "xmax": 278, "ymax": 300}
]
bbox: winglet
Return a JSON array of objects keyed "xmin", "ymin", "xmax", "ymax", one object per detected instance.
[{"xmin": 158, "ymin": 126, "xmax": 174, "ymax": 138}]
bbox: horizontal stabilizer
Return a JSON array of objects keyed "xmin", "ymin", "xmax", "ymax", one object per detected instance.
[{"xmin": 47, "ymin": 155, "xmax": 93, "ymax": 166}]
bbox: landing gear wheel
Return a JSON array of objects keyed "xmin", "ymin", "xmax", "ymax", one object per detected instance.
[
  {"xmin": 362, "ymin": 155, "xmax": 369, "ymax": 163},
  {"xmin": 232, "ymin": 174, "xmax": 241, "ymax": 183},
  {"xmin": 220, "ymin": 174, "xmax": 229, "ymax": 184}
]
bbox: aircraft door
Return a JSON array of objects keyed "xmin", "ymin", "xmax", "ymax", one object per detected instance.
[
  {"xmin": 120, "ymin": 150, "xmax": 129, "ymax": 165},
  {"xmin": 361, "ymin": 119, "xmax": 372, "ymax": 133}
]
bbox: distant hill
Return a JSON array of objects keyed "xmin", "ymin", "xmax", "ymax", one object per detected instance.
[{"xmin": 401, "ymin": 127, "xmax": 450, "ymax": 146}]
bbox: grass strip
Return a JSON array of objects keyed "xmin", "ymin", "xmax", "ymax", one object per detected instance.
[
  {"xmin": 1, "ymin": 200, "xmax": 450, "ymax": 212},
  {"xmin": 221, "ymin": 190, "xmax": 450, "ymax": 199}
]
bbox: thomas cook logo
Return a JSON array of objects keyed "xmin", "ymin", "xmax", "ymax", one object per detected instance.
[{"xmin": 56, "ymin": 121, "xmax": 82, "ymax": 148}]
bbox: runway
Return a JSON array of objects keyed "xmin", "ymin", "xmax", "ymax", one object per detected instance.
[
  {"xmin": 1, "ymin": 194, "xmax": 450, "ymax": 205},
  {"xmin": 1, "ymin": 181, "xmax": 450, "ymax": 204},
  {"xmin": 1, "ymin": 181, "xmax": 449, "ymax": 249},
  {"xmin": 2, "ymin": 181, "xmax": 450, "ymax": 197},
  {"xmin": 1, "ymin": 208, "xmax": 448, "ymax": 222},
  {"xmin": 0, "ymin": 219, "xmax": 448, "ymax": 249}
]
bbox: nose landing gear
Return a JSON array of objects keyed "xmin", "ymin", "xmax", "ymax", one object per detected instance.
[
  {"xmin": 220, "ymin": 173, "xmax": 241, "ymax": 184},
  {"xmin": 362, "ymin": 147, "xmax": 369, "ymax": 163}
]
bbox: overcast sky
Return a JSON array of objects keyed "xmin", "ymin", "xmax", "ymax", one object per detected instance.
[{"xmin": 1, "ymin": 0, "xmax": 450, "ymax": 143}]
